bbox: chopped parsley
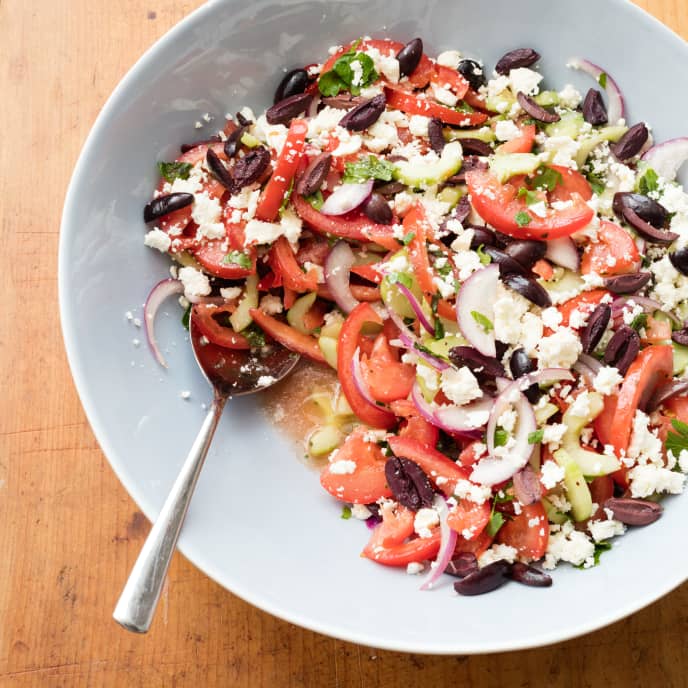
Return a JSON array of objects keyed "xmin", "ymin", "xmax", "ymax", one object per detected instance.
[
  {"xmin": 387, "ymin": 271, "xmax": 414, "ymax": 289},
  {"xmin": 638, "ymin": 167, "xmax": 660, "ymax": 195},
  {"xmin": 157, "ymin": 161, "xmax": 193, "ymax": 182},
  {"xmin": 318, "ymin": 42, "xmax": 378, "ymax": 96},
  {"xmin": 470, "ymin": 310, "xmax": 493, "ymax": 333},
  {"xmin": 515, "ymin": 210, "xmax": 532, "ymax": 227},
  {"xmin": 401, "ymin": 231, "xmax": 416, "ymax": 246},
  {"xmin": 222, "ymin": 251, "xmax": 252, "ymax": 269},
  {"xmin": 456, "ymin": 100, "xmax": 475, "ymax": 113},
  {"xmin": 528, "ymin": 429, "xmax": 545, "ymax": 444},
  {"xmin": 576, "ymin": 541, "xmax": 611, "ymax": 569},
  {"xmin": 598, "ymin": 72, "xmax": 608, "ymax": 89},
  {"xmin": 341, "ymin": 505, "xmax": 352, "ymax": 520},
  {"xmin": 629, "ymin": 312, "xmax": 648, "ymax": 332},
  {"xmin": 585, "ymin": 171, "xmax": 606, "ymax": 195},
  {"xmin": 517, "ymin": 187, "xmax": 542, "ymax": 206},
  {"xmin": 181, "ymin": 304, "xmax": 191, "ymax": 330},
  {"xmin": 242, "ymin": 323, "xmax": 266, "ymax": 348},
  {"xmin": 666, "ymin": 419, "xmax": 688, "ymax": 457},
  {"xmin": 530, "ymin": 165, "xmax": 563, "ymax": 192},
  {"xmin": 493, "ymin": 428, "xmax": 509, "ymax": 447},
  {"xmin": 305, "ymin": 189, "xmax": 324, "ymax": 210},
  {"xmin": 486, "ymin": 511, "xmax": 504, "ymax": 537},
  {"xmin": 476, "ymin": 244, "xmax": 491, "ymax": 265},
  {"xmin": 343, "ymin": 155, "xmax": 395, "ymax": 184},
  {"xmin": 279, "ymin": 178, "xmax": 295, "ymax": 214}
]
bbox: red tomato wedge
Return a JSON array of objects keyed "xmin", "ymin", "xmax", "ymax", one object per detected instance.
[
  {"xmin": 581, "ymin": 220, "xmax": 641, "ymax": 276},
  {"xmin": 249, "ymin": 308, "xmax": 326, "ymax": 363},
  {"xmin": 447, "ymin": 500, "xmax": 491, "ymax": 540},
  {"xmin": 452, "ymin": 529, "xmax": 493, "ymax": 558},
  {"xmin": 387, "ymin": 436, "xmax": 470, "ymax": 495},
  {"xmin": 320, "ymin": 428, "xmax": 392, "ymax": 504},
  {"xmin": 338, "ymin": 303, "xmax": 397, "ymax": 429},
  {"xmin": 360, "ymin": 334, "xmax": 416, "ymax": 403},
  {"xmin": 664, "ymin": 395, "xmax": 688, "ymax": 424},
  {"xmin": 496, "ymin": 123, "xmax": 537, "ymax": 154},
  {"xmin": 192, "ymin": 221, "xmax": 257, "ymax": 279},
  {"xmin": 404, "ymin": 204, "xmax": 436, "ymax": 294},
  {"xmin": 466, "ymin": 169, "xmax": 594, "ymax": 240},
  {"xmin": 192, "ymin": 304, "xmax": 250, "ymax": 349},
  {"xmin": 431, "ymin": 64, "xmax": 470, "ymax": 99},
  {"xmin": 269, "ymin": 236, "xmax": 320, "ymax": 292},
  {"xmin": 549, "ymin": 165, "xmax": 593, "ymax": 203},
  {"xmin": 496, "ymin": 502, "xmax": 549, "ymax": 560},
  {"xmin": 384, "ymin": 86, "xmax": 489, "ymax": 127},
  {"xmin": 255, "ymin": 119, "xmax": 308, "ymax": 221},
  {"xmin": 556, "ymin": 289, "xmax": 610, "ymax": 329},
  {"xmin": 391, "ymin": 399, "xmax": 440, "ymax": 447}
]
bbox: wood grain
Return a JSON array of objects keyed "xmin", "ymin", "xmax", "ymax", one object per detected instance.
[{"xmin": 1, "ymin": 1, "xmax": 687, "ymax": 686}]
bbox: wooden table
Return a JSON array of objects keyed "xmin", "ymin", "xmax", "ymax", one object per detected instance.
[{"xmin": 2, "ymin": 1, "xmax": 687, "ymax": 685}]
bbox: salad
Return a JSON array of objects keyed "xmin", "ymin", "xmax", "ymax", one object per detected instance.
[{"xmin": 141, "ymin": 36, "xmax": 688, "ymax": 596}]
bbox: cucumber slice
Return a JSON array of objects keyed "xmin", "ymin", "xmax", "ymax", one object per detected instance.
[
  {"xmin": 534, "ymin": 402, "xmax": 559, "ymax": 425},
  {"xmin": 534, "ymin": 90, "xmax": 560, "ymax": 107},
  {"xmin": 437, "ymin": 186, "xmax": 463, "ymax": 208},
  {"xmin": 538, "ymin": 269, "xmax": 584, "ymax": 302},
  {"xmin": 445, "ymin": 126, "xmax": 496, "ymax": 144},
  {"xmin": 320, "ymin": 313, "xmax": 344, "ymax": 339},
  {"xmin": 240, "ymin": 132, "xmax": 261, "ymax": 148},
  {"xmin": 286, "ymin": 292, "xmax": 318, "ymax": 334},
  {"xmin": 380, "ymin": 250, "xmax": 423, "ymax": 319},
  {"xmin": 542, "ymin": 495, "xmax": 570, "ymax": 525},
  {"xmin": 554, "ymin": 449, "xmax": 593, "ymax": 522},
  {"xmin": 421, "ymin": 333, "xmax": 467, "ymax": 359},
  {"xmin": 230, "ymin": 274, "xmax": 259, "ymax": 332},
  {"xmin": 318, "ymin": 336, "xmax": 338, "ymax": 369},
  {"xmin": 485, "ymin": 90, "xmax": 517, "ymax": 114},
  {"xmin": 489, "ymin": 153, "xmax": 541, "ymax": 183},
  {"xmin": 416, "ymin": 361, "xmax": 440, "ymax": 402},
  {"xmin": 306, "ymin": 392, "xmax": 336, "ymax": 421},
  {"xmin": 544, "ymin": 110, "xmax": 585, "ymax": 139},
  {"xmin": 393, "ymin": 141, "xmax": 463, "ymax": 188},
  {"xmin": 575, "ymin": 125, "xmax": 628, "ymax": 168},
  {"xmin": 308, "ymin": 425, "xmax": 343, "ymax": 456},
  {"xmin": 673, "ymin": 342, "xmax": 688, "ymax": 376}
]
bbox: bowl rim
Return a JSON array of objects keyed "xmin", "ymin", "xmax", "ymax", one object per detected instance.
[{"xmin": 59, "ymin": 0, "xmax": 688, "ymax": 654}]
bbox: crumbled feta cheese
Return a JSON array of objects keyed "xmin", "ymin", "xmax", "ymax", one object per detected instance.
[
  {"xmin": 478, "ymin": 544, "xmax": 518, "ymax": 567},
  {"xmin": 440, "ymin": 367, "xmax": 483, "ymax": 405},
  {"xmin": 220, "ymin": 286, "xmax": 242, "ymax": 300},
  {"xmin": 178, "ymin": 266, "xmax": 211, "ymax": 299},
  {"xmin": 540, "ymin": 460, "xmax": 565, "ymax": 489},
  {"xmin": 536, "ymin": 327, "xmax": 582, "ymax": 369},
  {"xmin": 406, "ymin": 562, "xmax": 425, "ymax": 575},
  {"xmin": 191, "ymin": 192, "xmax": 225, "ymax": 240},
  {"xmin": 494, "ymin": 119, "xmax": 522, "ymax": 142},
  {"xmin": 416, "ymin": 362, "xmax": 440, "ymax": 392},
  {"xmin": 259, "ymin": 294, "xmax": 283, "ymax": 315},
  {"xmin": 568, "ymin": 390, "xmax": 593, "ymax": 418},
  {"xmin": 529, "ymin": 201, "xmax": 548, "ymax": 218},
  {"xmin": 593, "ymin": 366, "xmax": 623, "ymax": 396},
  {"xmin": 627, "ymin": 411, "xmax": 663, "ymax": 466},
  {"xmin": 498, "ymin": 408, "xmax": 518, "ymax": 433},
  {"xmin": 651, "ymin": 254, "xmax": 688, "ymax": 311},
  {"xmin": 352, "ymin": 504, "xmax": 372, "ymax": 520},
  {"xmin": 542, "ymin": 135, "xmax": 580, "ymax": 169},
  {"xmin": 453, "ymin": 479, "xmax": 492, "ymax": 504},
  {"xmin": 414, "ymin": 507, "xmax": 439, "ymax": 538},
  {"xmin": 365, "ymin": 111, "xmax": 401, "ymax": 152},
  {"xmin": 180, "ymin": 390, "xmax": 191, "ymax": 400},
  {"xmin": 362, "ymin": 46, "xmax": 400, "ymax": 83},
  {"xmin": 453, "ymin": 249, "xmax": 483, "ymax": 281},
  {"xmin": 144, "ymin": 228, "xmax": 172, "ymax": 253},
  {"xmin": 558, "ymin": 84, "xmax": 582, "ymax": 109},
  {"xmin": 408, "ymin": 115, "xmax": 431, "ymax": 137},
  {"xmin": 431, "ymin": 83, "xmax": 458, "ymax": 107},
  {"xmin": 392, "ymin": 190, "xmax": 417, "ymax": 217},
  {"xmin": 628, "ymin": 463, "xmax": 685, "ymax": 498},
  {"xmin": 588, "ymin": 518, "xmax": 625, "ymax": 542},
  {"xmin": 332, "ymin": 130, "xmax": 362, "ymax": 156},
  {"xmin": 350, "ymin": 59, "xmax": 364, "ymax": 86},
  {"xmin": 541, "ymin": 307, "xmax": 563, "ymax": 330},
  {"xmin": 303, "ymin": 261, "xmax": 325, "ymax": 284},
  {"xmin": 253, "ymin": 114, "xmax": 289, "ymax": 154},
  {"xmin": 543, "ymin": 521, "xmax": 595, "ymax": 569},
  {"xmin": 436, "ymin": 50, "xmax": 462, "ymax": 69},
  {"xmin": 244, "ymin": 208, "xmax": 302, "ymax": 245},
  {"xmin": 329, "ymin": 459, "xmax": 357, "ymax": 475},
  {"xmin": 542, "ymin": 423, "xmax": 567, "ymax": 448},
  {"xmin": 508, "ymin": 67, "xmax": 543, "ymax": 96},
  {"xmin": 492, "ymin": 283, "xmax": 537, "ymax": 347}
]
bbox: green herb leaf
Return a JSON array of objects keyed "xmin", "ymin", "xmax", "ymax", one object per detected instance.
[
  {"xmin": 343, "ymin": 155, "xmax": 395, "ymax": 184},
  {"xmin": 318, "ymin": 70, "xmax": 345, "ymax": 97},
  {"xmin": 586, "ymin": 171, "xmax": 606, "ymax": 195},
  {"xmin": 598, "ymin": 72, "xmax": 608, "ymax": 89},
  {"xmin": 157, "ymin": 161, "xmax": 193, "ymax": 183},
  {"xmin": 341, "ymin": 505, "xmax": 352, "ymax": 520},
  {"xmin": 222, "ymin": 251, "xmax": 252, "ymax": 269},
  {"xmin": 318, "ymin": 50, "xmax": 378, "ymax": 97},
  {"xmin": 305, "ymin": 190, "xmax": 324, "ymax": 210},
  {"xmin": 279, "ymin": 178, "xmax": 295, "ymax": 214},
  {"xmin": 638, "ymin": 168, "xmax": 660, "ymax": 195},
  {"xmin": 471, "ymin": 310, "xmax": 494, "ymax": 333},
  {"xmin": 456, "ymin": 101, "xmax": 475, "ymax": 113},
  {"xmin": 530, "ymin": 166, "xmax": 563, "ymax": 192},
  {"xmin": 493, "ymin": 490, "xmax": 515, "ymax": 504},
  {"xmin": 242, "ymin": 323, "xmax": 266, "ymax": 348},
  {"xmin": 629, "ymin": 312, "xmax": 648, "ymax": 332},
  {"xmin": 434, "ymin": 316, "xmax": 445, "ymax": 341},
  {"xmin": 181, "ymin": 304, "xmax": 191, "ymax": 330},
  {"xmin": 387, "ymin": 271, "xmax": 413, "ymax": 289},
  {"xmin": 486, "ymin": 511, "xmax": 504, "ymax": 537},
  {"xmin": 493, "ymin": 428, "xmax": 509, "ymax": 447},
  {"xmin": 476, "ymin": 244, "xmax": 491, "ymax": 265},
  {"xmin": 517, "ymin": 187, "xmax": 542, "ymax": 206},
  {"xmin": 576, "ymin": 541, "xmax": 611, "ymax": 569},
  {"xmin": 528, "ymin": 428, "xmax": 545, "ymax": 444},
  {"xmin": 401, "ymin": 231, "xmax": 416, "ymax": 246},
  {"xmin": 514, "ymin": 210, "xmax": 532, "ymax": 227},
  {"xmin": 666, "ymin": 418, "xmax": 688, "ymax": 457}
]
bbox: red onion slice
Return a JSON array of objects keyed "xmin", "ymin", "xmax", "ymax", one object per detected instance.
[
  {"xmin": 351, "ymin": 346, "xmax": 381, "ymax": 408},
  {"xmin": 387, "ymin": 310, "xmax": 449, "ymax": 370},
  {"xmin": 419, "ymin": 494, "xmax": 457, "ymax": 591},
  {"xmin": 456, "ymin": 264, "xmax": 499, "ymax": 357},
  {"xmin": 144, "ymin": 278, "xmax": 184, "ymax": 368},
  {"xmin": 642, "ymin": 137, "xmax": 688, "ymax": 182},
  {"xmin": 573, "ymin": 353, "xmax": 603, "ymax": 387},
  {"xmin": 395, "ymin": 283, "xmax": 435, "ymax": 335},
  {"xmin": 568, "ymin": 58, "xmax": 625, "ymax": 124},
  {"xmin": 611, "ymin": 295, "xmax": 681, "ymax": 326},
  {"xmin": 320, "ymin": 179, "xmax": 374, "ymax": 216},
  {"xmin": 545, "ymin": 237, "xmax": 579, "ymax": 271},
  {"xmin": 307, "ymin": 94, "xmax": 321, "ymax": 119},
  {"xmin": 324, "ymin": 240, "xmax": 359, "ymax": 314},
  {"xmin": 411, "ymin": 383, "xmax": 492, "ymax": 434}
]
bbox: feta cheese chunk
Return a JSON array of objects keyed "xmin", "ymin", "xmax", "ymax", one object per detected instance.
[
  {"xmin": 178, "ymin": 266, "xmax": 211, "ymax": 300},
  {"xmin": 144, "ymin": 228, "xmax": 172, "ymax": 253},
  {"xmin": 440, "ymin": 367, "xmax": 483, "ymax": 405}
]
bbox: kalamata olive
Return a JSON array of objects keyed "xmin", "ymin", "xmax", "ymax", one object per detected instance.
[
  {"xmin": 484, "ymin": 246, "xmax": 528, "ymax": 276},
  {"xmin": 143, "ymin": 193, "xmax": 194, "ymax": 223},
  {"xmin": 296, "ymin": 153, "xmax": 332, "ymax": 196},
  {"xmin": 180, "ymin": 135, "xmax": 221, "ymax": 153},
  {"xmin": 603, "ymin": 325, "xmax": 640, "ymax": 375},
  {"xmin": 672, "ymin": 328, "xmax": 688, "ymax": 346},
  {"xmin": 622, "ymin": 207, "xmax": 678, "ymax": 244},
  {"xmin": 321, "ymin": 95, "xmax": 366, "ymax": 110},
  {"xmin": 448, "ymin": 346, "xmax": 506, "ymax": 378},
  {"xmin": 670, "ymin": 246, "xmax": 688, "ymax": 276},
  {"xmin": 338, "ymin": 94, "xmax": 386, "ymax": 131},
  {"xmin": 509, "ymin": 348, "xmax": 540, "ymax": 403},
  {"xmin": 495, "ymin": 48, "xmax": 540, "ymax": 75},
  {"xmin": 611, "ymin": 122, "xmax": 649, "ymax": 161},
  {"xmin": 206, "ymin": 148, "xmax": 234, "ymax": 189},
  {"xmin": 236, "ymin": 111, "xmax": 252, "ymax": 126},
  {"xmin": 508, "ymin": 562, "xmax": 552, "ymax": 587},
  {"xmin": 457, "ymin": 58, "xmax": 486, "ymax": 91},
  {"xmin": 646, "ymin": 379, "xmax": 688, "ymax": 412},
  {"xmin": 502, "ymin": 274, "xmax": 552, "ymax": 307},
  {"xmin": 604, "ymin": 272, "xmax": 651, "ymax": 294},
  {"xmin": 612, "ymin": 192, "xmax": 669, "ymax": 229},
  {"xmin": 517, "ymin": 92, "xmax": 560, "ymax": 123},
  {"xmin": 458, "ymin": 138, "xmax": 494, "ymax": 156},
  {"xmin": 274, "ymin": 68, "xmax": 310, "ymax": 104},
  {"xmin": 454, "ymin": 560, "xmax": 511, "ymax": 596},
  {"xmin": 504, "ymin": 239, "xmax": 547, "ymax": 270},
  {"xmin": 445, "ymin": 552, "xmax": 479, "ymax": 578},
  {"xmin": 580, "ymin": 303, "xmax": 611, "ymax": 354},
  {"xmin": 362, "ymin": 193, "xmax": 393, "ymax": 225},
  {"xmin": 512, "ymin": 465, "xmax": 542, "ymax": 506},
  {"xmin": 265, "ymin": 92, "xmax": 313, "ymax": 125},
  {"xmin": 469, "ymin": 226, "xmax": 499, "ymax": 250},
  {"xmin": 384, "ymin": 456, "xmax": 435, "ymax": 511},
  {"xmin": 603, "ymin": 497, "xmax": 663, "ymax": 526},
  {"xmin": 223, "ymin": 126, "xmax": 247, "ymax": 159},
  {"xmin": 428, "ymin": 118, "xmax": 445, "ymax": 154},
  {"xmin": 396, "ymin": 38, "xmax": 423, "ymax": 77},
  {"xmin": 375, "ymin": 181, "xmax": 407, "ymax": 196},
  {"xmin": 582, "ymin": 88, "xmax": 608, "ymax": 126},
  {"xmin": 231, "ymin": 147, "xmax": 271, "ymax": 191}
]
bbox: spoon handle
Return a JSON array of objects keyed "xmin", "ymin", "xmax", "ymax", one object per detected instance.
[{"xmin": 113, "ymin": 393, "xmax": 228, "ymax": 633}]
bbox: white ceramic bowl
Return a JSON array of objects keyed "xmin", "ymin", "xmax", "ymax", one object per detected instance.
[{"xmin": 59, "ymin": 0, "xmax": 688, "ymax": 653}]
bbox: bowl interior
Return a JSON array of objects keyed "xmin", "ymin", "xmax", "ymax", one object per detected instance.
[{"xmin": 60, "ymin": 0, "xmax": 688, "ymax": 653}]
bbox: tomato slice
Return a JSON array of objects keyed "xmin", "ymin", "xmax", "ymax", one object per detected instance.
[
  {"xmin": 248, "ymin": 308, "xmax": 326, "ymax": 363},
  {"xmin": 556, "ymin": 289, "xmax": 610, "ymax": 329},
  {"xmin": 391, "ymin": 400, "xmax": 440, "ymax": 446},
  {"xmin": 387, "ymin": 436, "xmax": 470, "ymax": 496},
  {"xmin": 360, "ymin": 334, "xmax": 416, "ymax": 403},
  {"xmin": 291, "ymin": 193, "xmax": 399, "ymax": 251},
  {"xmin": 458, "ymin": 440, "xmax": 486, "ymax": 468},
  {"xmin": 588, "ymin": 475, "xmax": 614, "ymax": 520},
  {"xmin": 255, "ymin": 119, "xmax": 308, "ymax": 221},
  {"xmin": 320, "ymin": 428, "xmax": 392, "ymax": 504},
  {"xmin": 192, "ymin": 221, "xmax": 257, "ymax": 278},
  {"xmin": 269, "ymin": 236, "xmax": 320, "ymax": 292},
  {"xmin": 548, "ymin": 165, "xmax": 593, "ymax": 203},
  {"xmin": 384, "ymin": 86, "xmax": 488, "ymax": 127},
  {"xmin": 496, "ymin": 502, "xmax": 548, "ymax": 560},
  {"xmin": 338, "ymin": 303, "xmax": 397, "ymax": 429},
  {"xmin": 350, "ymin": 263, "xmax": 383, "ymax": 284},
  {"xmin": 581, "ymin": 220, "xmax": 641, "ymax": 276},
  {"xmin": 595, "ymin": 345, "xmax": 673, "ymax": 457},
  {"xmin": 431, "ymin": 64, "xmax": 470, "ymax": 99},
  {"xmin": 664, "ymin": 395, "xmax": 688, "ymax": 423},
  {"xmin": 466, "ymin": 169, "xmax": 594, "ymax": 240},
  {"xmin": 404, "ymin": 204, "xmax": 437, "ymax": 294},
  {"xmin": 447, "ymin": 500, "xmax": 491, "ymax": 540},
  {"xmin": 496, "ymin": 123, "xmax": 536, "ymax": 154},
  {"xmin": 452, "ymin": 529, "xmax": 493, "ymax": 558},
  {"xmin": 191, "ymin": 304, "xmax": 250, "ymax": 349}
]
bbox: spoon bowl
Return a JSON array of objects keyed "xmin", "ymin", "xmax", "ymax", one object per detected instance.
[{"xmin": 113, "ymin": 310, "xmax": 299, "ymax": 633}]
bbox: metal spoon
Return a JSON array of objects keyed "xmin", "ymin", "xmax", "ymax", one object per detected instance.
[{"xmin": 113, "ymin": 313, "xmax": 300, "ymax": 633}]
